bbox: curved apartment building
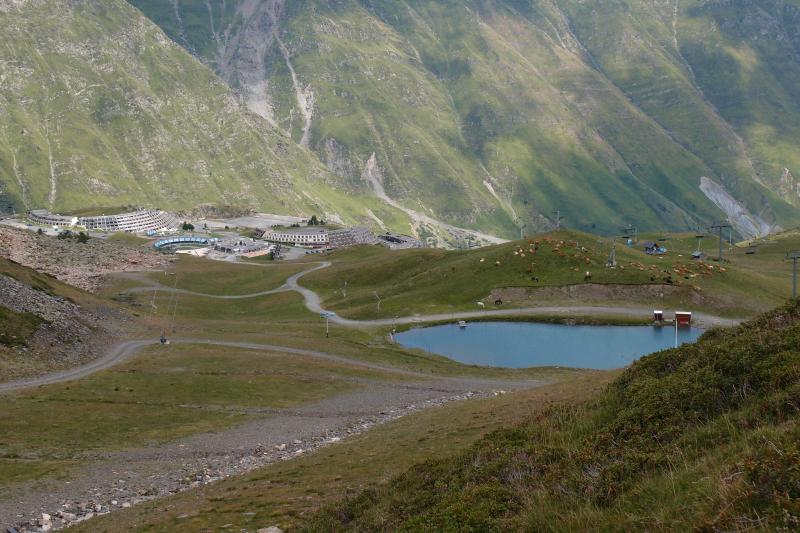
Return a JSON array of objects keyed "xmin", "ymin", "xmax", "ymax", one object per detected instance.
[{"xmin": 29, "ymin": 209, "xmax": 180, "ymax": 233}]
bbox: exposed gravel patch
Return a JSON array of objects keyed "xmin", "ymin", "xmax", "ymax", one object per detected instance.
[
  {"xmin": 0, "ymin": 275, "xmax": 128, "ymax": 382},
  {"xmin": 0, "ymin": 227, "xmax": 170, "ymax": 293},
  {"xmin": 1, "ymin": 379, "xmax": 532, "ymax": 532},
  {"xmin": 0, "ymin": 245, "xmax": 741, "ymax": 532}
]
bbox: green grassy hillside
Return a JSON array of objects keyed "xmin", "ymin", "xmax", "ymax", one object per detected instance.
[
  {"xmin": 5, "ymin": 0, "xmax": 799, "ymax": 239},
  {"xmin": 0, "ymin": 0, "xmax": 409, "ymax": 232},
  {"xmin": 301, "ymin": 229, "xmax": 795, "ymax": 319},
  {"xmin": 0, "ymin": 307, "xmax": 42, "ymax": 348},
  {"xmin": 129, "ymin": 0, "xmax": 800, "ymax": 237},
  {"xmin": 75, "ymin": 372, "xmax": 615, "ymax": 532},
  {"xmin": 307, "ymin": 301, "xmax": 800, "ymax": 531}
]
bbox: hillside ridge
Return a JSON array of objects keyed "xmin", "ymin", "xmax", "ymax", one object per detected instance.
[
  {"xmin": 307, "ymin": 300, "xmax": 800, "ymax": 530},
  {"xmin": 129, "ymin": 0, "xmax": 800, "ymax": 237}
]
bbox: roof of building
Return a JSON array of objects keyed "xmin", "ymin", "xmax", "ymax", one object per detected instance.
[{"xmin": 265, "ymin": 227, "xmax": 328, "ymax": 235}]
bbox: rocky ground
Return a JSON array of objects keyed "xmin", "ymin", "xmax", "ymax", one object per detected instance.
[
  {"xmin": 1, "ymin": 377, "xmax": 526, "ymax": 532},
  {"xmin": 0, "ymin": 274, "xmax": 129, "ymax": 381},
  {"xmin": 0, "ymin": 227, "xmax": 171, "ymax": 293}
]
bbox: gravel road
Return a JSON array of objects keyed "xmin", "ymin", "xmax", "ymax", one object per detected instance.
[
  {"xmin": 121, "ymin": 261, "xmax": 743, "ymax": 329},
  {"xmin": 1, "ymin": 354, "xmax": 538, "ymax": 531},
  {"xmin": 0, "ymin": 261, "xmax": 744, "ymax": 531},
  {"xmin": 1, "ymin": 260, "xmax": 738, "ymax": 394}
]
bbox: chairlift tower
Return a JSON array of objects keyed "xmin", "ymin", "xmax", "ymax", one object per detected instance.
[
  {"xmin": 695, "ymin": 234, "xmax": 705, "ymax": 254},
  {"xmin": 606, "ymin": 240, "xmax": 617, "ymax": 268},
  {"xmin": 374, "ymin": 291, "xmax": 382, "ymax": 311},
  {"xmin": 710, "ymin": 222, "xmax": 732, "ymax": 261},
  {"xmin": 552, "ymin": 209, "xmax": 561, "ymax": 231},
  {"xmin": 621, "ymin": 224, "xmax": 637, "ymax": 244},
  {"xmin": 786, "ymin": 251, "xmax": 800, "ymax": 298}
]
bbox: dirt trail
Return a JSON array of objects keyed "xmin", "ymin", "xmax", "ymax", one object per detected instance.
[
  {"xmin": 0, "ymin": 340, "xmax": 154, "ymax": 394},
  {"xmin": 0, "ymin": 336, "xmax": 426, "ymax": 394},
  {"xmin": 0, "ymin": 340, "xmax": 538, "ymax": 530},
  {"xmin": 4, "ymin": 258, "xmax": 735, "ymax": 395},
  {"xmin": 119, "ymin": 261, "xmax": 742, "ymax": 330},
  {"xmin": 0, "ymin": 261, "xmax": 744, "ymax": 530}
]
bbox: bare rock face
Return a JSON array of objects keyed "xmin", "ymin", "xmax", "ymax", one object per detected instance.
[
  {"xmin": 699, "ymin": 177, "xmax": 778, "ymax": 239},
  {"xmin": 214, "ymin": 1, "xmax": 287, "ymax": 123}
]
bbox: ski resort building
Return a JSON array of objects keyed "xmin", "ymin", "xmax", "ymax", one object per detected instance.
[
  {"xmin": 328, "ymin": 226, "xmax": 379, "ymax": 248},
  {"xmin": 377, "ymin": 232, "xmax": 424, "ymax": 249},
  {"xmin": 28, "ymin": 209, "xmax": 180, "ymax": 233},
  {"xmin": 261, "ymin": 226, "xmax": 383, "ymax": 249},
  {"xmin": 214, "ymin": 238, "xmax": 274, "ymax": 258},
  {"xmin": 27, "ymin": 210, "xmax": 78, "ymax": 228},
  {"xmin": 259, "ymin": 226, "xmax": 422, "ymax": 250},
  {"xmin": 261, "ymin": 227, "xmax": 330, "ymax": 247}
]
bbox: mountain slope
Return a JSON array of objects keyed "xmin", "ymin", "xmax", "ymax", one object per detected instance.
[
  {"xmin": 0, "ymin": 0, "xmax": 410, "ymax": 231},
  {"xmin": 307, "ymin": 301, "xmax": 800, "ymax": 530},
  {"xmin": 3, "ymin": 0, "xmax": 798, "ymax": 240},
  {"xmin": 129, "ymin": 0, "xmax": 800, "ymax": 237}
]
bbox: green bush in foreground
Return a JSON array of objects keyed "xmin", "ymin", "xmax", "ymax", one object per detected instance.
[
  {"xmin": 0, "ymin": 306, "xmax": 43, "ymax": 347},
  {"xmin": 306, "ymin": 301, "xmax": 800, "ymax": 531}
]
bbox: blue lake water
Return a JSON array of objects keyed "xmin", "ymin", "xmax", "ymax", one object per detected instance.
[{"xmin": 394, "ymin": 322, "xmax": 703, "ymax": 369}]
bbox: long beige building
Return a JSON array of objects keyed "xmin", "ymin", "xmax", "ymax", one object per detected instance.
[
  {"xmin": 28, "ymin": 209, "xmax": 180, "ymax": 233},
  {"xmin": 261, "ymin": 227, "xmax": 330, "ymax": 247}
]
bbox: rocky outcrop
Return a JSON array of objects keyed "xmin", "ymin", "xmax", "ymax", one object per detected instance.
[
  {"xmin": 0, "ymin": 227, "xmax": 170, "ymax": 292},
  {"xmin": 0, "ymin": 273, "xmax": 125, "ymax": 381},
  {"xmin": 1, "ymin": 274, "xmax": 89, "ymax": 324},
  {"xmin": 699, "ymin": 177, "xmax": 777, "ymax": 238}
]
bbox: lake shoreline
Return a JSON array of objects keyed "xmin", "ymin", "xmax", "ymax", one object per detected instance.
[{"xmin": 395, "ymin": 321, "xmax": 703, "ymax": 370}]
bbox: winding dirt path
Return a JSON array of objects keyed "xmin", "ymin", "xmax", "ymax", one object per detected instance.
[
  {"xmin": 0, "ymin": 260, "xmax": 745, "ymax": 530},
  {"xmin": 0, "ymin": 342, "xmax": 536, "ymax": 530},
  {"xmin": 0, "ymin": 340, "xmax": 156, "ymax": 394},
  {"xmin": 123, "ymin": 261, "xmax": 742, "ymax": 328},
  {"xmin": 1, "ymin": 261, "xmax": 740, "ymax": 394},
  {"xmin": 0, "ymin": 337, "xmax": 426, "ymax": 394},
  {"xmin": 284, "ymin": 263, "xmax": 741, "ymax": 329}
]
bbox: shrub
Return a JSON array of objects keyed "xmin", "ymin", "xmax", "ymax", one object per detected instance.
[{"xmin": 305, "ymin": 301, "xmax": 800, "ymax": 531}]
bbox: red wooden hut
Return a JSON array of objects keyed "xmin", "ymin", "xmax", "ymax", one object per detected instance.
[{"xmin": 675, "ymin": 311, "xmax": 692, "ymax": 327}]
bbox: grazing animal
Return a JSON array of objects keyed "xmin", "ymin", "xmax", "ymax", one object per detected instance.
[
  {"xmin": 584, "ymin": 271, "xmax": 592, "ymax": 282},
  {"xmin": 494, "ymin": 299, "xmax": 503, "ymax": 306},
  {"xmin": 531, "ymin": 276, "xmax": 540, "ymax": 282},
  {"xmin": 477, "ymin": 301, "xmax": 485, "ymax": 308}
]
